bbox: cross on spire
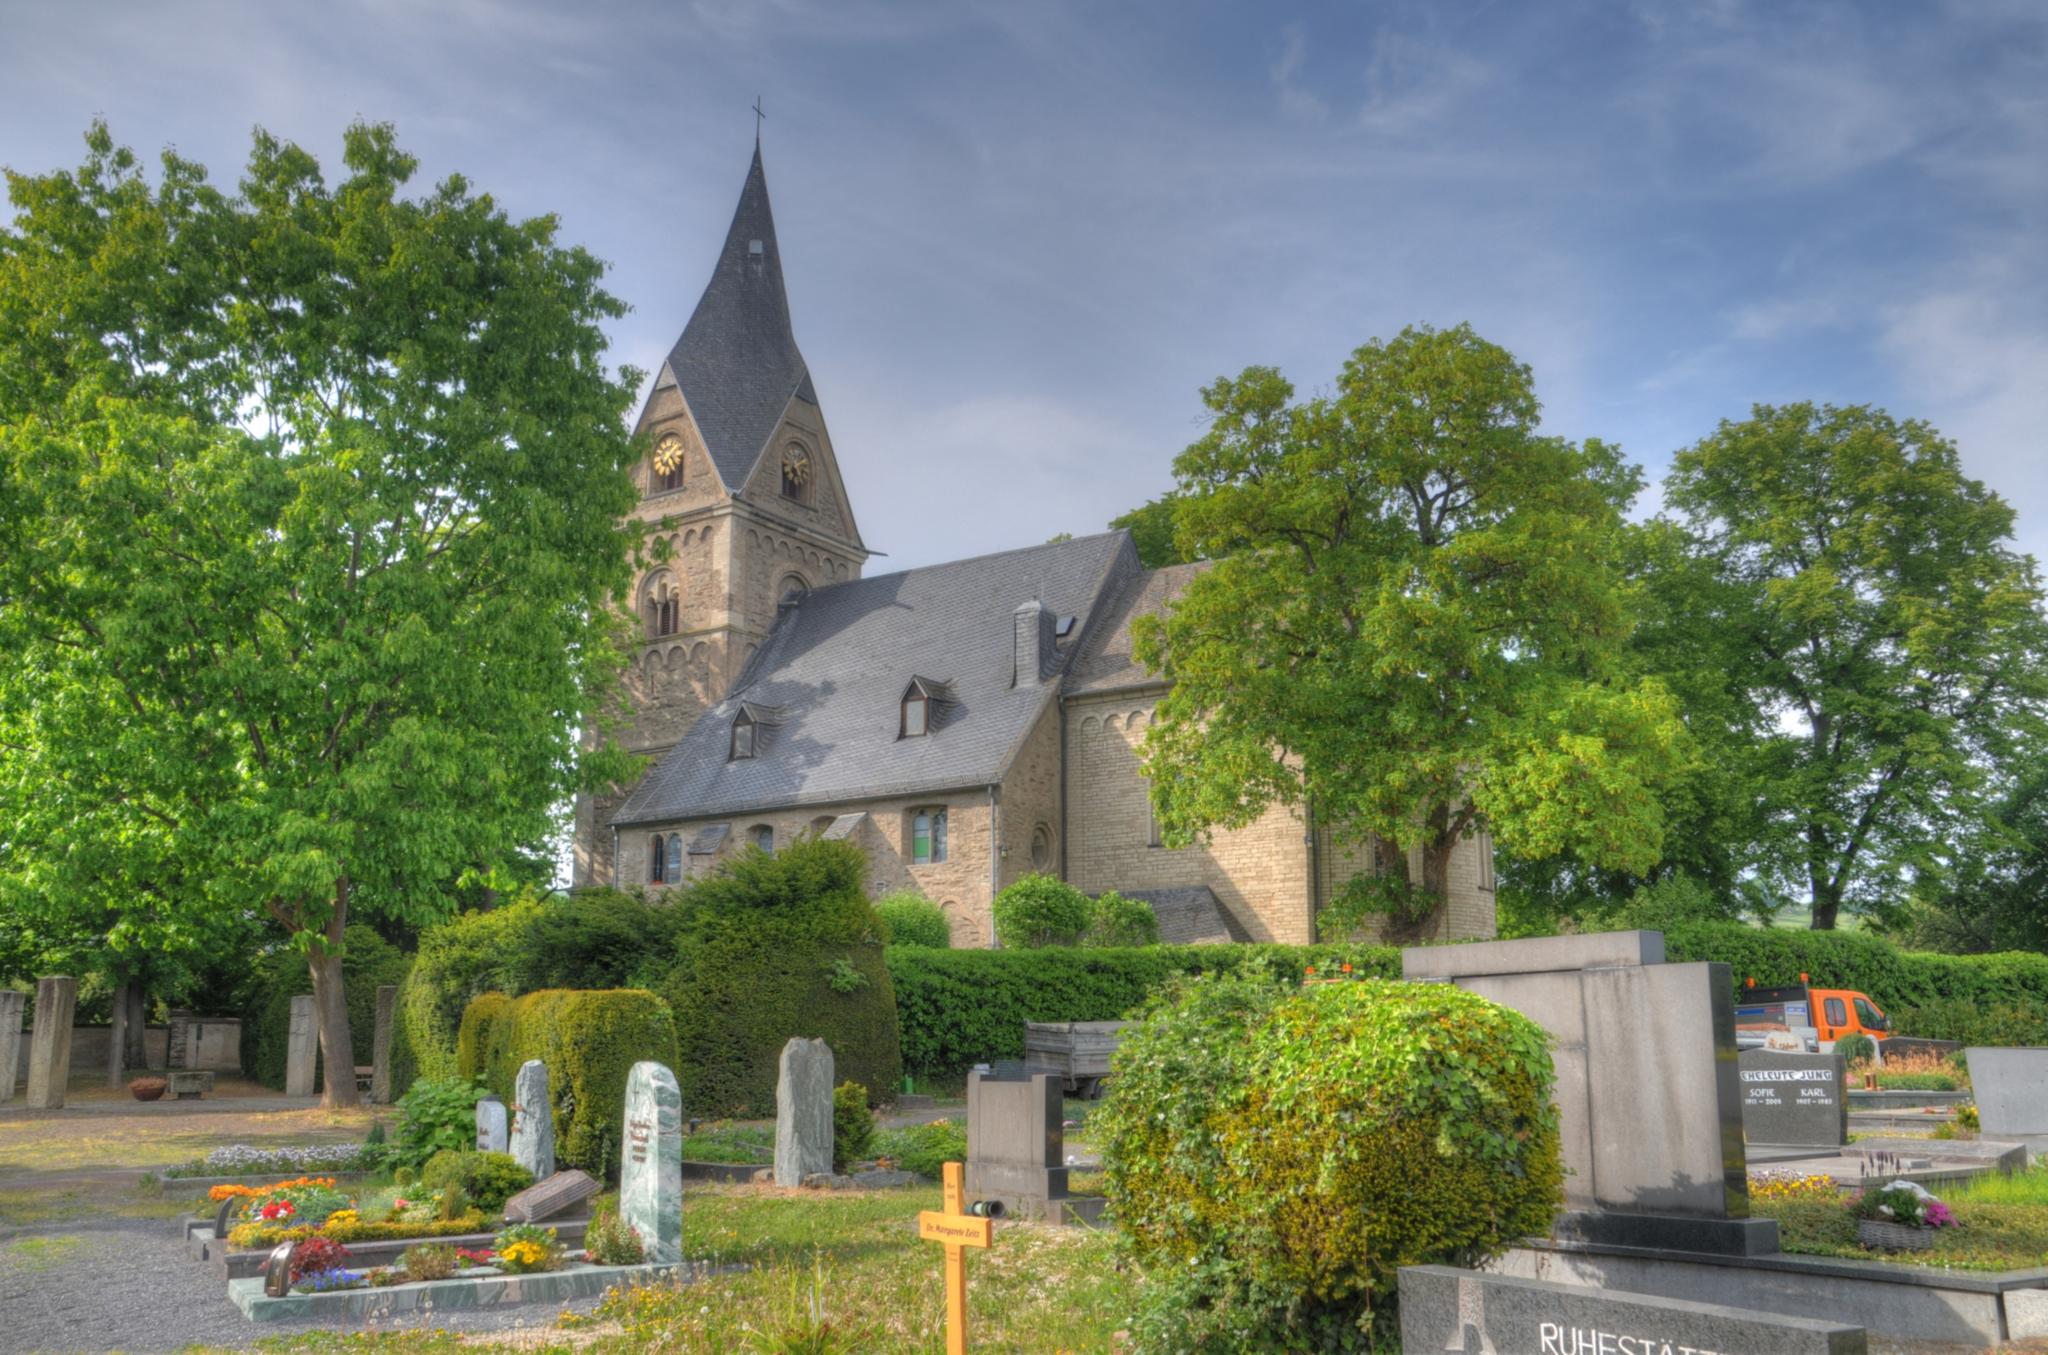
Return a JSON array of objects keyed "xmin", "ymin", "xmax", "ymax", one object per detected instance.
[{"xmin": 753, "ymin": 96, "xmax": 765, "ymax": 145}]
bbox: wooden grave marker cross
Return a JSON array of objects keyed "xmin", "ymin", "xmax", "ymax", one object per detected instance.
[{"xmin": 917, "ymin": 1161, "xmax": 996, "ymax": 1355}]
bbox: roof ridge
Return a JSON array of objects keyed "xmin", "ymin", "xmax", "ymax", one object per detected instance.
[{"xmin": 833, "ymin": 529, "xmax": 1131, "ymax": 588}]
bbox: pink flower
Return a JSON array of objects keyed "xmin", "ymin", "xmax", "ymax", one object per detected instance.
[{"xmin": 1925, "ymin": 1201, "xmax": 1956, "ymax": 1229}]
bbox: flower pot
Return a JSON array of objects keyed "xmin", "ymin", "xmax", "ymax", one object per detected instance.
[
  {"xmin": 1857, "ymin": 1218, "xmax": 1935, "ymax": 1251},
  {"xmin": 129, "ymin": 1077, "xmax": 167, "ymax": 1102}
]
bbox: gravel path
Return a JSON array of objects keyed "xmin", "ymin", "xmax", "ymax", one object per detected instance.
[{"xmin": 0, "ymin": 1205, "xmax": 622, "ymax": 1354}]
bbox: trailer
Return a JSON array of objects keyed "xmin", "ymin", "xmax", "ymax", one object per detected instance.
[{"xmin": 1023, "ymin": 1021, "xmax": 1130, "ymax": 1099}]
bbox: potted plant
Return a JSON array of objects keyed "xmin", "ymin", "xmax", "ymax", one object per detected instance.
[
  {"xmin": 129, "ymin": 1076, "xmax": 167, "ymax": 1102},
  {"xmin": 1853, "ymin": 1182, "xmax": 1957, "ymax": 1251}
]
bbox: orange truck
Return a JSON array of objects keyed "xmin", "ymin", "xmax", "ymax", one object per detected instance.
[{"xmin": 1735, "ymin": 975, "xmax": 1892, "ymax": 1052}]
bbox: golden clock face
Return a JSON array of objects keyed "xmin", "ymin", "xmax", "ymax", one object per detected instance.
[{"xmin": 652, "ymin": 436, "xmax": 684, "ymax": 476}]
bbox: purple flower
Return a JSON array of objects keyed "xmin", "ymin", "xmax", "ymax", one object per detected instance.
[{"xmin": 1924, "ymin": 1200, "xmax": 1956, "ymax": 1229}]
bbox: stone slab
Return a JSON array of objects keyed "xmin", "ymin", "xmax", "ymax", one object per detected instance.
[
  {"xmin": 620, "ymin": 1060, "xmax": 683, "ymax": 1264},
  {"xmin": 0, "ymin": 990, "xmax": 22, "ymax": 1105},
  {"xmin": 475, "ymin": 1095, "xmax": 508, "ymax": 1153},
  {"xmin": 1965, "ymin": 1047, "xmax": 2048, "ymax": 1139},
  {"xmin": 509, "ymin": 1059, "xmax": 554, "ymax": 1179},
  {"xmin": 1554, "ymin": 1210, "xmax": 1781, "ymax": 1257},
  {"xmin": 284, "ymin": 995, "xmax": 317, "ymax": 1098},
  {"xmin": 503, "ymin": 1168, "xmax": 599, "ymax": 1224},
  {"xmin": 369, "ymin": 984, "xmax": 398, "ymax": 1104},
  {"xmin": 773, "ymin": 1038, "xmax": 834, "ymax": 1188},
  {"xmin": 229, "ymin": 1257, "xmax": 692, "ymax": 1322},
  {"xmin": 1402, "ymin": 930, "xmax": 1664, "ymax": 981},
  {"xmin": 25, "ymin": 976, "xmax": 77, "ymax": 1109},
  {"xmin": 966, "ymin": 1070, "xmax": 1080, "ymax": 1220},
  {"xmin": 2006, "ymin": 1287, "xmax": 2048, "ymax": 1341},
  {"xmin": 1741, "ymin": 1050, "xmax": 1848, "ymax": 1147},
  {"xmin": 166, "ymin": 1069, "xmax": 215, "ymax": 1099},
  {"xmin": 1403, "ymin": 1264, "xmax": 1865, "ymax": 1355}
]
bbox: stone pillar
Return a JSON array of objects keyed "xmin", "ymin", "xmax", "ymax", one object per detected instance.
[
  {"xmin": 107, "ymin": 982, "xmax": 130, "ymax": 1088},
  {"xmin": 124, "ymin": 985, "xmax": 151, "ymax": 1071},
  {"xmin": 166, "ymin": 1009, "xmax": 193, "ymax": 1070},
  {"xmin": 284, "ymin": 994, "xmax": 318, "ymax": 1097},
  {"xmin": 369, "ymin": 985, "xmax": 398, "ymax": 1104},
  {"xmin": 509, "ymin": 1059, "xmax": 555, "ymax": 1179},
  {"xmin": 621, "ymin": 1060, "xmax": 683, "ymax": 1263},
  {"xmin": 476, "ymin": 1095, "xmax": 509, "ymax": 1153},
  {"xmin": 774, "ymin": 1037, "xmax": 835, "ymax": 1186},
  {"xmin": 25, "ymin": 976, "xmax": 78, "ymax": 1110},
  {"xmin": 0, "ymin": 990, "xmax": 24, "ymax": 1104}
]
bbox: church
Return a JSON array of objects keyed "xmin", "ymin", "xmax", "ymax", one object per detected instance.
[{"xmin": 571, "ymin": 146, "xmax": 1498, "ymax": 949}]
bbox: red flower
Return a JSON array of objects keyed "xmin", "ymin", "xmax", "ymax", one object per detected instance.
[
  {"xmin": 1340, "ymin": 964, "xmax": 1352, "ymax": 974},
  {"xmin": 1305, "ymin": 966, "xmax": 1317, "ymax": 976},
  {"xmin": 259, "ymin": 1200, "xmax": 296, "ymax": 1221}
]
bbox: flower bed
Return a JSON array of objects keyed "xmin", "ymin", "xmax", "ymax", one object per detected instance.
[
  {"xmin": 228, "ymin": 1210, "xmax": 489, "ymax": 1250},
  {"xmin": 163, "ymin": 1143, "xmax": 385, "ymax": 1179}
]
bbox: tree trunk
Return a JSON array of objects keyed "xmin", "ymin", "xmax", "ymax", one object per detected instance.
[
  {"xmin": 1809, "ymin": 883, "xmax": 1841, "ymax": 931},
  {"xmin": 1806, "ymin": 823, "xmax": 1840, "ymax": 930},
  {"xmin": 1421, "ymin": 834, "xmax": 1454, "ymax": 940},
  {"xmin": 307, "ymin": 883, "xmax": 361, "ymax": 1109},
  {"xmin": 107, "ymin": 980, "xmax": 130, "ymax": 1088}
]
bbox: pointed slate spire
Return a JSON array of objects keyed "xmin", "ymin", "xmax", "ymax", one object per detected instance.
[{"xmin": 664, "ymin": 145, "xmax": 813, "ymax": 491}]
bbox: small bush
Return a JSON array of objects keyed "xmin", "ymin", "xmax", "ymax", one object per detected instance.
[
  {"xmin": 1959, "ymin": 1104, "xmax": 1981, "ymax": 1132},
  {"xmin": 877, "ymin": 1119, "xmax": 966, "ymax": 1179},
  {"xmin": 1834, "ymin": 1033, "xmax": 1877, "ymax": 1066},
  {"xmin": 584, "ymin": 1210, "xmax": 646, "ymax": 1266},
  {"xmin": 420, "ymin": 1150, "xmax": 533, "ymax": 1213},
  {"xmin": 992, "ymin": 874, "xmax": 1093, "ymax": 948},
  {"xmin": 1086, "ymin": 891, "xmax": 1159, "ymax": 947},
  {"xmin": 494, "ymin": 1222, "xmax": 563, "ymax": 1274},
  {"xmin": 400, "ymin": 1243, "xmax": 459, "ymax": 1282},
  {"xmin": 874, "ymin": 893, "xmax": 951, "ymax": 948},
  {"xmin": 391, "ymin": 1076, "xmax": 492, "ymax": 1171},
  {"xmin": 438, "ymin": 1183, "xmax": 470, "ymax": 1223},
  {"xmin": 834, "ymin": 1081, "xmax": 876, "ymax": 1173}
]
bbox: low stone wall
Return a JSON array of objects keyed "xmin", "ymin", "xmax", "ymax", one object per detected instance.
[{"xmin": 9, "ymin": 1020, "xmax": 242, "ymax": 1084}]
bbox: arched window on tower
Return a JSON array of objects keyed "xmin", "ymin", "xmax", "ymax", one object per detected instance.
[
  {"xmin": 780, "ymin": 445, "xmax": 813, "ymax": 504},
  {"xmin": 650, "ymin": 831, "xmax": 683, "ymax": 883},
  {"xmin": 643, "ymin": 571, "xmax": 680, "ymax": 639}
]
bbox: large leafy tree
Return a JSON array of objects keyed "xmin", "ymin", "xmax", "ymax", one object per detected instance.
[
  {"xmin": 1659, "ymin": 403, "xmax": 2048, "ymax": 929},
  {"xmin": 1134, "ymin": 324, "xmax": 1688, "ymax": 931},
  {"xmin": 0, "ymin": 122, "xmax": 641, "ymax": 1103}
]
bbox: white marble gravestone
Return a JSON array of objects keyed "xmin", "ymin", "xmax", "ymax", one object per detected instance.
[
  {"xmin": 475, "ymin": 1094, "xmax": 509, "ymax": 1153},
  {"xmin": 775, "ymin": 1037, "xmax": 835, "ymax": 1186},
  {"xmin": 620, "ymin": 1060, "xmax": 683, "ymax": 1264},
  {"xmin": 509, "ymin": 1058, "xmax": 555, "ymax": 1179}
]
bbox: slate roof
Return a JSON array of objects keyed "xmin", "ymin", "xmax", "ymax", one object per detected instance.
[
  {"xmin": 655, "ymin": 145, "xmax": 812, "ymax": 492},
  {"xmin": 1119, "ymin": 886, "xmax": 1249, "ymax": 945},
  {"xmin": 612, "ymin": 531, "xmax": 1137, "ymax": 825},
  {"xmin": 1063, "ymin": 560, "xmax": 1211, "ymax": 694}
]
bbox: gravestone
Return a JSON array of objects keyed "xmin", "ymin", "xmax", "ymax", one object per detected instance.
[
  {"xmin": 369, "ymin": 985, "xmax": 398, "ymax": 1104},
  {"xmin": 0, "ymin": 989, "xmax": 23, "ymax": 1105},
  {"xmin": 620, "ymin": 1060, "xmax": 683, "ymax": 1263},
  {"xmin": 1404, "ymin": 932, "xmax": 1773, "ymax": 1255},
  {"xmin": 1740, "ymin": 1050, "xmax": 1848, "ymax": 1147},
  {"xmin": 475, "ymin": 1094, "xmax": 509, "ymax": 1153},
  {"xmin": 503, "ymin": 1167, "xmax": 600, "ymax": 1223},
  {"xmin": 774, "ymin": 1037, "xmax": 834, "ymax": 1187},
  {"xmin": 107, "ymin": 986, "xmax": 129, "ymax": 1088},
  {"xmin": 1964, "ymin": 1047, "xmax": 2048, "ymax": 1147},
  {"xmin": 1399, "ymin": 1265, "xmax": 1867, "ymax": 1355},
  {"xmin": 25, "ymin": 975, "xmax": 78, "ymax": 1110},
  {"xmin": 283, "ymin": 995, "xmax": 317, "ymax": 1097},
  {"xmin": 509, "ymin": 1058, "xmax": 555, "ymax": 1179},
  {"xmin": 966, "ymin": 1069, "xmax": 1098, "ymax": 1224}
]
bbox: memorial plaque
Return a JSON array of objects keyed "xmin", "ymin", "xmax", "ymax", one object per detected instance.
[
  {"xmin": 1740, "ymin": 1050, "xmax": 1848, "ymax": 1147},
  {"xmin": 774, "ymin": 1037, "xmax": 834, "ymax": 1187},
  {"xmin": 1399, "ymin": 1265, "xmax": 1867, "ymax": 1355},
  {"xmin": 620, "ymin": 1060, "xmax": 683, "ymax": 1263},
  {"xmin": 475, "ymin": 1094, "xmax": 509, "ymax": 1153},
  {"xmin": 502, "ymin": 1167, "xmax": 600, "ymax": 1223},
  {"xmin": 510, "ymin": 1058, "xmax": 555, "ymax": 1179}
]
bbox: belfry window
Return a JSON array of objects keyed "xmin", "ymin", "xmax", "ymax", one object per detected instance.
[{"xmin": 644, "ymin": 572, "xmax": 680, "ymax": 639}]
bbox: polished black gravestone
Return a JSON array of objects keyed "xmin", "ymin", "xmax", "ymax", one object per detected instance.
[{"xmin": 1740, "ymin": 1050, "xmax": 1848, "ymax": 1148}]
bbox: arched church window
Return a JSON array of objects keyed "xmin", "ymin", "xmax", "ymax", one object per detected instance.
[
  {"xmin": 666, "ymin": 832, "xmax": 683, "ymax": 882},
  {"xmin": 780, "ymin": 445, "xmax": 813, "ymax": 504},
  {"xmin": 751, "ymin": 823, "xmax": 775, "ymax": 854},
  {"xmin": 1029, "ymin": 823, "xmax": 1054, "ymax": 872},
  {"xmin": 651, "ymin": 434, "xmax": 685, "ymax": 494},
  {"xmin": 643, "ymin": 572, "xmax": 680, "ymax": 639},
  {"xmin": 911, "ymin": 808, "xmax": 947, "ymax": 865}
]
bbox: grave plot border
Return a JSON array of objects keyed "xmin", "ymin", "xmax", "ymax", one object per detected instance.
[
  {"xmin": 229, "ymin": 1256, "xmax": 702, "ymax": 1322},
  {"xmin": 192, "ymin": 1218, "xmax": 593, "ymax": 1275}
]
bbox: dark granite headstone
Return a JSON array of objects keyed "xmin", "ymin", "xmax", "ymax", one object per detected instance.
[
  {"xmin": 1399, "ymin": 1264, "xmax": 1867, "ymax": 1355},
  {"xmin": 966, "ymin": 1069, "xmax": 1096, "ymax": 1223},
  {"xmin": 502, "ymin": 1167, "xmax": 600, "ymax": 1223},
  {"xmin": 1740, "ymin": 1050, "xmax": 1848, "ymax": 1147}
]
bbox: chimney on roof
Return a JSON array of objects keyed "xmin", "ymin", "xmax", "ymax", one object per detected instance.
[{"xmin": 1012, "ymin": 600, "xmax": 1055, "ymax": 688}]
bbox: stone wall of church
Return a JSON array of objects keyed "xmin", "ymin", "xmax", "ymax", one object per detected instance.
[
  {"xmin": 996, "ymin": 699, "xmax": 1065, "ymax": 894},
  {"xmin": 1313, "ymin": 826, "xmax": 1497, "ymax": 942},
  {"xmin": 1062, "ymin": 693, "xmax": 1315, "ymax": 944},
  {"xmin": 737, "ymin": 398, "xmax": 857, "ymax": 546}
]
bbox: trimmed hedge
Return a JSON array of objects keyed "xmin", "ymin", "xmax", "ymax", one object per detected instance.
[
  {"xmin": 458, "ymin": 988, "xmax": 681, "ymax": 1178},
  {"xmin": 886, "ymin": 943, "xmax": 1401, "ymax": 1076},
  {"xmin": 243, "ymin": 925, "xmax": 416, "ymax": 1093}
]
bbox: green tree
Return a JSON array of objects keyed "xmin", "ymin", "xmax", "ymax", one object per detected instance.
[
  {"xmin": 1133, "ymin": 325, "xmax": 1688, "ymax": 927},
  {"xmin": 1659, "ymin": 403, "xmax": 2048, "ymax": 929},
  {"xmin": 0, "ymin": 122, "xmax": 641, "ymax": 1104},
  {"xmin": 1109, "ymin": 495, "xmax": 1196, "ymax": 569}
]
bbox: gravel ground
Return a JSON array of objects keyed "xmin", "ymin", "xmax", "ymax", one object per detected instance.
[{"xmin": 0, "ymin": 1206, "xmax": 623, "ymax": 1355}]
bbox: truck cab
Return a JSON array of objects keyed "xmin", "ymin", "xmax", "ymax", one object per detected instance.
[{"xmin": 1736, "ymin": 975, "xmax": 1891, "ymax": 1052}]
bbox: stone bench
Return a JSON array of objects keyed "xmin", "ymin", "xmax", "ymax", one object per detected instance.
[{"xmin": 166, "ymin": 1069, "xmax": 215, "ymax": 1099}]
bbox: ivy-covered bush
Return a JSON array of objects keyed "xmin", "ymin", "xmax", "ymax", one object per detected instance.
[
  {"xmin": 886, "ymin": 943, "xmax": 1401, "ymax": 1076},
  {"xmin": 1096, "ymin": 974, "xmax": 1563, "ymax": 1351},
  {"xmin": 874, "ymin": 892, "xmax": 951, "ymax": 948},
  {"xmin": 458, "ymin": 987, "xmax": 680, "ymax": 1177},
  {"xmin": 661, "ymin": 838, "xmax": 901, "ymax": 1117},
  {"xmin": 242, "ymin": 925, "xmax": 416, "ymax": 1093},
  {"xmin": 1086, "ymin": 890, "xmax": 1160, "ymax": 947},
  {"xmin": 991, "ymin": 874, "xmax": 1093, "ymax": 948}
]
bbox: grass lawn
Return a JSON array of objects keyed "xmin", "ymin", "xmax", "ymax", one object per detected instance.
[
  {"xmin": 1759, "ymin": 1166, "xmax": 2048, "ymax": 1271},
  {"xmin": 0, "ymin": 1102, "xmax": 384, "ymax": 1177}
]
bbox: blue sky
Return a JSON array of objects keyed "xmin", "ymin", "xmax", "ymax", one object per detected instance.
[{"xmin": 4, "ymin": 0, "xmax": 2043, "ymax": 567}]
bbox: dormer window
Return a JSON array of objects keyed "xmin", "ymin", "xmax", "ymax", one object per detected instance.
[
  {"xmin": 901, "ymin": 685, "xmax": 928, "ymax": 738},
  {"xmin": 731, "ymin": 711, "xmax": 756, "ymax": 760}
]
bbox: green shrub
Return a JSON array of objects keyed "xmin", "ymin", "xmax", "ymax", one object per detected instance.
[
  {"xmin": 459, "ymin": 987, "xmax": 680, "ymax": 1178},
  {"xmin": 455, "ymin": 992, "xmax": 513, "ymax": 1083},
  {"xmin": 1086, "ymin": 891, "xmax": 1159, "ymax": 947},
  {"xmin": 391, "ymin": 1076, "xmax": 492, "ymax": 1171},
  {"xmin": 874, "ymin": 893, "xmax": 951, "ymax": 948},
  {"xmin": 584, "ymin": 1210, "xmax": 646, "ymax": 1266},
  {"xmin": 992, "ymin": 874, "xmax": 1093, "ymax": 947},
  {"xmin": 1833, "ymin": 1033, "xmax": 1877, "ymax": 1065},
  {"xmin": 399, "ymin": 899, "xmax": 538, "ymax": 1083},
  {"xmin": 1097, "ymin": 974, "xmax": 1563, "ymax": 1351},
  {"xmin": 420, "ymin": 1149, "xmax": 533, "ymax": 1213},
  {"xmin": 1876, "ymin": 1071, "xmax": 1960, "ymax": 1091},
  {"xmin": 660, "ymin": 838, "xmax": 901, "ymax": 1118},
  {"xmin": 241, "ymin": 925, "xmax": 416, "ymax": 1093},
  {"xmin": 833, "ymin": 1081, "xmax": 875, "ymax": 1173},
  {"xmin": 886, "ymin": 942, "xmax": 1401, "ymax": 1076},
  {"xmin": 876, "ymin": 1118, "xmax": 966, "ymax": 1179},
  {"xmin": 399, "ymin": 1243, "xmax": 459, "ymax": 1282}
]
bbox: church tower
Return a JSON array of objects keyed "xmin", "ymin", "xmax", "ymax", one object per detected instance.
[{"xmin": 574, "ymin": 144, "xmax": 868, "ymax": 887}]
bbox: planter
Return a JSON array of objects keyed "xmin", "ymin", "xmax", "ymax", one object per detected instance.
[
  {"xmin": 130, "ymin": 1077, "xmax": 167, "ymax": 1102},
  {"xmin": 1858, "ymin": 1219, "xmax": 1937, "ymax": 1251}
]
